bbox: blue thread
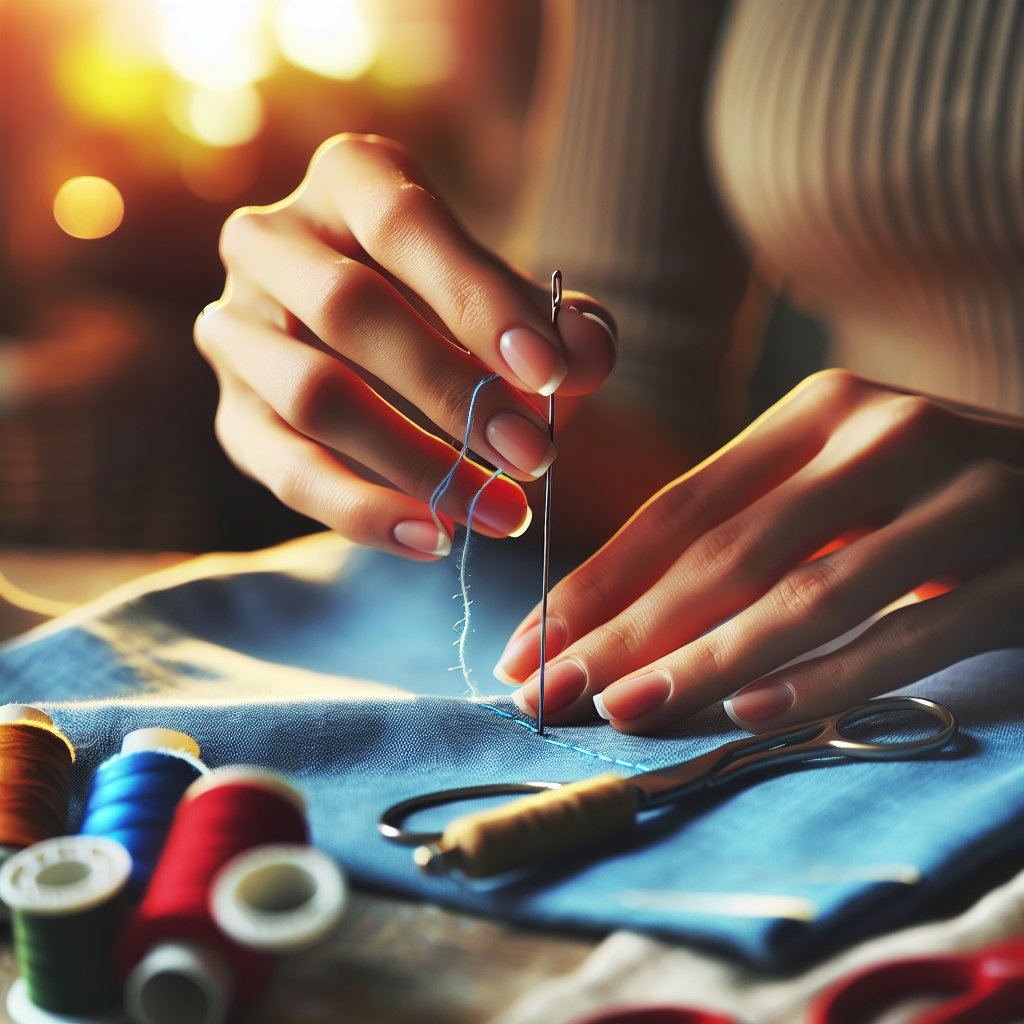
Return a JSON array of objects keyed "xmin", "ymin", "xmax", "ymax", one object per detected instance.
[
  {"xmin": 79, "ymin": 749, "xmax": 206, "ymax": 899},
  {"xmin": 454, "ymin": 467, "xmax": 503, "ymax": 695},
  {"xmin": 429, "ymin": 373, "xmax": 504, "ymax": 696},
  {"xmin": 477, "ymin": 702, "xmax": 653, "ymax": 772},
  {"xmin": 428, "ymin": 373, "xmax": 501, "ymax": 532}
]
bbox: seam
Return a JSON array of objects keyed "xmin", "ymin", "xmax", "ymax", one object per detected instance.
[{"xmin": 478, "ymin": 701, "xmax": 654, "ymax": 772}]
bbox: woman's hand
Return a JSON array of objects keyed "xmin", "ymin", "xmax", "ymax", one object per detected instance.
[
  {"xmin": 195, "ymin": 134, "xmax": 616, "ymax": 560},
  {"xmin": 498, "ymin": 371, "xmax": 1024, "ymax": 733}
]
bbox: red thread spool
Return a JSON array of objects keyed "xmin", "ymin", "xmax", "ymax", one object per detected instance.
[{"xmin": 118, "ymin": 768, "xmax": 307, "ymax": 1019}]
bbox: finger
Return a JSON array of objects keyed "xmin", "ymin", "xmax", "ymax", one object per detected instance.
[
  {"xmin": 219, "ymin": 219, "xmax": 556, "ymax": 482},
  {"xmin": 723, "ymin": 552, "xmax": 1024, "ymax": 732},
  {"xmin": 586, "ymin": 461, "xmax": 1024, "ymax": 732},
  {"xmin": 496, "ymin": 370, "xmax": 870, "ymax": 684},
  {"xmin": 297, "ymin": 134, "xmax": 616, "ymax": 395},
  {"xmin": 197, "ymin": 305, "xmax": 529, "ymax": 536},
  {"xmin": 215, "ymin": 374, "xmax": 459, "ymax": 559}
]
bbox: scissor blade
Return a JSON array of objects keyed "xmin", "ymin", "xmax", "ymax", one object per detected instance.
[{"xmin": 627, "ymin": 746, "xmax": 735, "ymax": 808}]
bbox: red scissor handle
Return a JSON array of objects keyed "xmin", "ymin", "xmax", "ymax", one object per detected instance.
[
  {"xmin": 568, "ymin": 1007, "xmax": 738, "ymax": 1024},
  {"xmin": 809, "ymin": 939, "xmax": 1024, "ymax": 1024}
]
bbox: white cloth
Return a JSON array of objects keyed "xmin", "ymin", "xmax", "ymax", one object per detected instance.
[{"xmin": 491, "ymin": 865, "xmax": 1024, "ymax": 1024}]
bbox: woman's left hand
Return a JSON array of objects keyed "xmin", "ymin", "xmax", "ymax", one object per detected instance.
[{"xmin": 496, "ymin": 371, "xmax": 1024, "ymax": 734}]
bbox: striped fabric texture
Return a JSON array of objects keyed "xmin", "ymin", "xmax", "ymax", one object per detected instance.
[{"xmin": 711, "ymin": 0, "xmax": 1024, "ymax": 414}]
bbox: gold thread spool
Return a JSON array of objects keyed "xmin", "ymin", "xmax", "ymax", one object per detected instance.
[
  {"xmin": 416, "ymin": 774, "xmax": 639, "ymax": 877},
  {"xmin": 0, "ymin": 706, "xmax": 76, "ymax": 922}
]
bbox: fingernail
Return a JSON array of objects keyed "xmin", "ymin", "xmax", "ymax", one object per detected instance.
[
  {"xmin": 493, "ymin": 617, "xmax": 567, "ymax": 686},
  {"xmin": 499, "ymin": 327, "xmax": 568, "ymax": 396},
  {"xmin": 486, "ymin": 411, "xmax": 556, "ymax": 478},
  {"xmin": 393, "ymin": 520, "xmax": 451, "ymax": 557},
  {"xmin": 472, "ymin": 487, "xmax": 531, "ymax": 536},
  {"xmin": 511, "ymin": 659, "xmax": 586, "ymax": 717},
  {"xmin": 595, "ymin": 670, "xmax": 671, "ymax": 721},
  {"xmin": 723, "ymin": 682, "xmax": 794, "ymax": 725},
  {"xmin": 562, "ymin": 306, "xmax": 617, "ymax": 372}
]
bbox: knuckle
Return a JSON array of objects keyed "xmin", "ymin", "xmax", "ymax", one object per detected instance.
[
  {"xmin": 267, "ymin": 448, "xmax": 312, "ymax": 510},
  {"xmin": 589, "ymin": 618, "xmax": 643, "ymax": 666},
  {"xmin": 360, "ymin": 182, "xmax": 433, "ymax": 254},
  {"xmin": 316, "ymin": 261, "xmax": 379, "ymax": 337},
  {"xmin": 444, "ymin": 277, "xmax": 492, "ymax": 336},
  {"xmin": 279, "ymin": 360, "xmax": 342, "ymax": 437},
  {"xmin": 219, "ymin": 207, "xmax": 268, "ymax": 267},
  {"xmin": 643, "ymin": 479, "xmax": 709, "ymax": 541},
  {"xmin": 804, "ymin": 368, "xmax": 864, "ymax": 407},
  {"xmin": 808, "ymin": 654, "xmax": 851, "ymax": 702},
  {"xmin": 773, "ymin": 561, "xmax": 842, "ymax": 620},
  {"xmin": 884, "ymin": 607, "xmax": 930, "ymax": 661},
  {"xmin": 884, "ymin": 393, "xmax": 948, "ymax": 440},
  {"xmin": 424, "ymin": 371, "xmax": 477, "ymax": 436},
  {"xmin": 687, "ymin": 519, "xmax": 756, "ymax": 584}
]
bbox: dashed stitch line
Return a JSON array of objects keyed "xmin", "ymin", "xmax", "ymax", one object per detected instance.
[{"xmin": 478, "ymin": 701, "xmax": 654, "ymax": 772}]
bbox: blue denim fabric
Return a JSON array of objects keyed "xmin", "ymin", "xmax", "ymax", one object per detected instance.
[{"xmin": 0, "ymin": 537, "xmax": 1021, "ymax": 967}]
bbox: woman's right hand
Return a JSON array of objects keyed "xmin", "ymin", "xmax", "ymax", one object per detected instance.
[{"xmin": 195, "ymin": 134, "xmax": 616, "ymax": 559}]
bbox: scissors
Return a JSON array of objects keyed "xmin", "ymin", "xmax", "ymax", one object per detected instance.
[
  {"xmin": 561, "ymin": 938, "xmax": 1024, "ymax": 1024},
  {"xmin": 379, "ymin": 696, "xmax": 957, "ymax": 878}
]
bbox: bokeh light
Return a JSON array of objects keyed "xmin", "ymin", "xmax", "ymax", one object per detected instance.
[
  {"xmin": 187, "ymin": 85, "xmax": 264, "ymax": 147},
  {"xmin": 52, "ymin": 177, "xmax": 125, "ymax": 239},
  {"xmin": 275, "ymin": 0, "xmax": 377, "ymax": 81},
  {"xmin": 157, "ymin": 0, "xmax": 275, "ymax": 89},
  {"xmin": 375, "ymin": 21, "xmax": 457, "ymax": 88}
]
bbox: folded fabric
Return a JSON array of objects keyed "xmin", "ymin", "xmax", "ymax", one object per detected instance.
[
  {"xmin": 491, "ymin": 864, "xmax": 1024, "ymax": 1024},
  {"xmin": 1, "ymin": 533, "xmax": 1021, "ymax": 968}
]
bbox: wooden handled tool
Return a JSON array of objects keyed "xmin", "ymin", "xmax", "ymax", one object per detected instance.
[{"xmin": 413, "ymin": 774, "xmax": 639, "ymax": 877}]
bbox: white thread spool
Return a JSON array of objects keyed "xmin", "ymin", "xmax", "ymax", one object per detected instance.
[
  {"xmin": 124, "ymin": 942, "xmax": 232, "ymax": 1024},
  {"xmin": 120, "ymin": 729, "xmax": 200, "ymax": 761},
  {"xmin": 1, "ymin": 836, "xmax": 132, "ymax": 1024},
  {"xmin": 209, "ymin": 844, "xmax": 347, "ymax": 952}
]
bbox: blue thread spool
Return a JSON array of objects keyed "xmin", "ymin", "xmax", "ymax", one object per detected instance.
[{"xmin": 79, "ymin": 729, "xmax": 206, "ymax": 900}]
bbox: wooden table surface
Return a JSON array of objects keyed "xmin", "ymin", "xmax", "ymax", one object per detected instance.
[{"xmin": 0, "ymin": 547, "xmax": 598, "ymax": 1023}]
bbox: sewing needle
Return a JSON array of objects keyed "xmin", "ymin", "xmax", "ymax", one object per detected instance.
[{"xmin": 539, "ymin": 270, "xmax": 561, "ymax": 737}]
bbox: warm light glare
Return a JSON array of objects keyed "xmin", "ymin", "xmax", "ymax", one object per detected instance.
[
  {"xmin": 276, "ymin": 0, "xmax": 377, "ymax": 80},
  {"xmin": 187, "ymin": 85, "xmax": 264, "ymax": 147},
  {"xmin": 54, "ymin": 39, "xmax": 164, "ymax": 126},
  {"xmin": 53, "ymin": 178, "xmax": 125, "ymax": 239},
  {"xmin": 157, "ymin": 0, "xmax": 275, "ymax": 89},
  {"xmin": 374, "ymin": 21, "xmax": 458, "ymax": 88}
]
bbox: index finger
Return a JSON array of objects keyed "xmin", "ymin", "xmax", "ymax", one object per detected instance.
[{"xmin": 296, "ymin": 134, "xmax": 616, "ymax": 397}]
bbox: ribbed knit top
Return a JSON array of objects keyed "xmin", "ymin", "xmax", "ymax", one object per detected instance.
[
  {"xmin": 712, "ymin": 0, "xmax": 1024, "ymax": 414},
  {"xmin": 523, "ymin": 0, "xmax": 1024, "ymax": 421}
]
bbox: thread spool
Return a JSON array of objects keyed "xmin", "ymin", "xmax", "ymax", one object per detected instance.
[
  {"xmin": 0, "ymin": 705, "xmax": 76, "ymax": 920},
  {"xmin": 120, "ymin": 768, "xmax": 308, "ymax": 1024},
  {"xmin": 209, "ymin": 843, "xmax": 346, "ymax": 953},
  {"xmin": 80, "ymin": 728, "xmax": 206, "ymax": 900},
  {"xmin": 0, "ymin": 835, "xmax": 131, "ymax": 1021}
]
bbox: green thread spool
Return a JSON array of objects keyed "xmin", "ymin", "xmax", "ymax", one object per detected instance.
[{"xmin": 0, "ymin": 835, "xmax": 131, "ymax": 1018}]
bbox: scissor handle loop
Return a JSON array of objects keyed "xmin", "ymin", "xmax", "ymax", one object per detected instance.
[
  {"xmin": 826, "ymin": 696, "xmax": 957, "ymax": 757},
  {"xmin": 378, "ymin": 781, "xmax": 563, "ymax": 846},
  {"xmin": 709, "ymin": 697, "xmax": 956, "ymax": 786}
]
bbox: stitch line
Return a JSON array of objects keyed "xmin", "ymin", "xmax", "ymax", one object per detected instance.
[{"xmin": 478, "ymin": 701, "xmax": 653, "ymax": 772}]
